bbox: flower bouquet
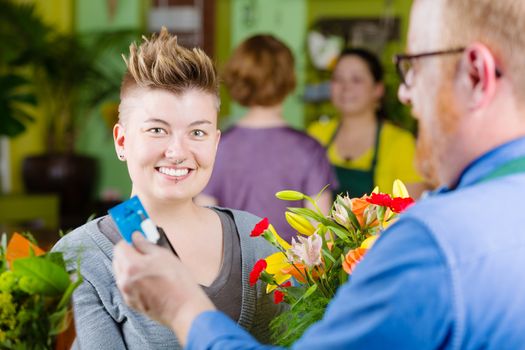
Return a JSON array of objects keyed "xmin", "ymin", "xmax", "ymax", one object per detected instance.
[
  {"xmin": 249, "ymin": 180, "xmax": 415, "ymax": 346},
  {"xmin": 0, "ymin": 233, "xmax": 81, "ymax": 349}
]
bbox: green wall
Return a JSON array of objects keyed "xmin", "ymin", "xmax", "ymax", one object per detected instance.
[
  {"xmin": 227, "ymin": 0, "xmax": 307, "ymax": 129},
  {"xmin": 75, "ymin": 0, "xmax": 144, "ymax": 200}
]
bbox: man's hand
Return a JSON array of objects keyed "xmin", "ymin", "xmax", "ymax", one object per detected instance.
[{"xmin": 113, "ymin": 232, "xmax": 216, "ymax": 345}]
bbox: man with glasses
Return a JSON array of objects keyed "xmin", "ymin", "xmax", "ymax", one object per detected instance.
[{"xmin": 112, "ymin": 0, "xmax": 525, "ymax": 348}]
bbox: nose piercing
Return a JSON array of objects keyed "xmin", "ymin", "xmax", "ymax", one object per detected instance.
[{"xmin": 174, "ymin": 159, "xmax": 184, "ymax": 165}]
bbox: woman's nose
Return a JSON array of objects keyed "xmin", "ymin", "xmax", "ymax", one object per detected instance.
[{"xmin": 164, "ymin": 136, "xmax": 188, "ymax": 160}]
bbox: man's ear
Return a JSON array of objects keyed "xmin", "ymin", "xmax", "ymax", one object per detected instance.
[{"xmin": 464, "ymin": 42, "xmax": 499, "ymax": 109}]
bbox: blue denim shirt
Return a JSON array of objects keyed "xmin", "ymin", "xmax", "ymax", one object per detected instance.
[{"xmin": 187, "ymin": 137, "xmax": 525, "ymax": 350}]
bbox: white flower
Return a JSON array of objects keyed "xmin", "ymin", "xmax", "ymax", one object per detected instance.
[
  {"xmin": 331, "ymin": 195, "xmax": 353, "ymax": 229},
  {"xmin": 287, "ymin": 233, "xmax": 323, "ymax": 269}
]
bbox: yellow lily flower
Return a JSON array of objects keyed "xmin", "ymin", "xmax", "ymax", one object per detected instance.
[
  {"xmin": 262, "ymin": 225, "xmax": 293, "ymax": 293},
  {"xmin": 268, "ymin": 224, "xmax": 291, "ymax": 250},
  {"xmin": 360, "ymin": 235, "xmax": 378, "ymax": 249},
  {"xmin": 264, "ymin": 251, "xmax": 292, "ymax": 293},
  {"xmin": 285, "ymin": 212, "xmax": 316, "ymax": 236},
  {"xmin": 392, "ymin": 179, "xmax": 410, "ymax": 198},
  {"xmin": 275, "ymin": 190, "xmax": 305, "ymax": 201}
]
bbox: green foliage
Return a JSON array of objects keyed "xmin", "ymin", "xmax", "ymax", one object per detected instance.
[
  {"xmin": 0, "ymin": 233, "xmax": 80, "ymax": 349},
  {"xmin": 0, "ymin": 1, "xmax": 46, "ymax": 137},
  {"xmin": 12, "ymin": 257, "xmax": 70, "ymax": 296},
  {"xmin": 270, "ymin": 292, "xmax": 331, "ymax": 346}
]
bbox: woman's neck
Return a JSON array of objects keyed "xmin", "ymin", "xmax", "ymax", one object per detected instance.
[
  {"xmin": 236, "ymin": 105, "xmax": 288, "ymax": 128},
  {"xmin": 339, "ymin": 110, "xmax": 377, "ymax": 132},
  {"xmin": 138, "ymin": 196, "xmax": 202, "ymax": 230}
]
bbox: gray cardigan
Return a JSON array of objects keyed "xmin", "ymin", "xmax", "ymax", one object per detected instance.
[{"xmin": 53, "ymin": 208, "xmax": 282, "ymax": 349}]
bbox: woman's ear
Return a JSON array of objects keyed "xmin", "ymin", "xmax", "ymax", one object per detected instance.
[
  {"xmin": 374, "ymin": 82, "xmax": 385, "ymax": 101},
  {"xmin": 113, "ymin": 123, "xmax": 126, "ymax": 159},
  {"xmin": 464, "ymin": 42, "xmax": 498, "ymax": 109}
]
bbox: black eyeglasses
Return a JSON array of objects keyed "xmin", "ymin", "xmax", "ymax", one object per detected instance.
[{"xmin": 393, "ymin": 47, "xmax": 502, "ymax": 87}]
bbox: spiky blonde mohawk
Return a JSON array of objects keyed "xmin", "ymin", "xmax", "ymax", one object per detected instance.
[{"xmin": 121, "ymin": 27, "xmax": 218, "ymax": 101}]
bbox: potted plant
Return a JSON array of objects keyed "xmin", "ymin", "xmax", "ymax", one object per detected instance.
[
  {"xmin": 0, "ymin": 1, "xmax": 48, "ymax": 194},
  {"xmin": 0, "ymin": 0, "xmax": 137, "ymax": 227}
]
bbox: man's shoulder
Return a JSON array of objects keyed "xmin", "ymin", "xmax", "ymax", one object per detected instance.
[{"xmin": 399, "ymin": 177, "xmax": 525, "ymax": 258}]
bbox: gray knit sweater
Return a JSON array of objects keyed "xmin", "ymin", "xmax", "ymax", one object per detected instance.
[{"xmin": 53, "ymin": 208, "xmax": 282, "ymax": 349}]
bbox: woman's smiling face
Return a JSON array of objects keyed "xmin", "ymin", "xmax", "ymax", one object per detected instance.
[
  {"xmin": 330, "ymin": 55, "xmax": 384, "ymax": 117},
  {"xmin": 114, "ymin": 87, "xmax": 220, "ymax": 204}
]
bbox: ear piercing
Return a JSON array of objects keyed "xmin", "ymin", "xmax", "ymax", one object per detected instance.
[{"xmin": 118, "ymin": 154, "xmax": 125, "ymax": 160}]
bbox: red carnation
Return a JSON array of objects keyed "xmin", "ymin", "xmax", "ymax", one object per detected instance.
[
  {"xmin": 274, "ymin": 290, "xmax": 285, "ymax": 304},
  {"xmin": 366, "ymin": 193, "xmax": 393, "ymax": 207},
  {"xmin": 389, "ymin": 197, "xmax": 415, "ymax": 213},
  {"xmin": 273, "ymin": 281, "xmax": 292, "ymax": 304},
  {"xmin": 250, "ymin": 217, "xmax": 270, "ymax": 237},
  {"xmin": 249, "ymin": 259, "xmax": 267, "ymax": 286},
  {"xmin": 281, "ymin": 281, "xmax": 292, "ymax": 288}
]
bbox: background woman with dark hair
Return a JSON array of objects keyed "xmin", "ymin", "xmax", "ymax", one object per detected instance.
[
  {"xmin": 309, "ymin": 48, "xmax": 426, "ymax": 198},
  {"xmin": 196, "ymin": 34, "xmax": 336, "ymax": 242}
]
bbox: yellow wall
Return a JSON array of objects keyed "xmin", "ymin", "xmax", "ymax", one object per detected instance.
[{"xmin": 9, "ymin": 0, "xmax": 73, "ymax": 193}]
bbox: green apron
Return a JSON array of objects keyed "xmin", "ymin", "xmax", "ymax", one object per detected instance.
[{"xmin": 328, "ymin": 121, "xmax": 383, "ymax": 198}]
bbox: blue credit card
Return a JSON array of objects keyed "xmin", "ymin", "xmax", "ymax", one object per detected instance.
[{"xmin": 108, "ymin": 196, "xmax": 150, "ymax": 244}]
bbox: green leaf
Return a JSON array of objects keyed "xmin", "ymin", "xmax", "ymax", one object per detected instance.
[
  {"xmin": 45, "ymin": 252, "xmax": 66, "ymax": 270},
  {"xmin": 10, "ymin": 93, "xmax": 37, "ymax": 105},
  {"xmin": 339, "ymin": 267, "xmax": 349, "ymax": 285},
  {"xmin": 343, "ymin": 205, "xmax": 362, "ymax": 231},
  {"xmin": 287, "ymin": 207, "xmax": 328, "ymax": 225},
  {"xmin": 12, "ymin": 256, "xmax": 71, "ymax": 296},
  {"xmin": 48, "ymin": 307, "xmax": 69, "ymax": 335},
  {"xmin": 321, "ymin": 247, "xmax": 336, "ymax": 264},
  {"xmin": 325, "ymin": 225, "xmax": 351, "ymax": 244},
  {"xmin": 290, "ymin": 284, "xmax": 319, "ymax": 310},
  {"xmin": 303, "ymin": 284, "xmax": 318, "ymax": 299}
]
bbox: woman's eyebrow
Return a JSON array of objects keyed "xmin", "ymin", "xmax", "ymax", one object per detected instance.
[
  {"xmin": 188, "ymin": 120, "xmax": 213, "ymax": 127},
  {"xmin": 143, "ymin": 118, "xmax": 170, "ymax": 126}
]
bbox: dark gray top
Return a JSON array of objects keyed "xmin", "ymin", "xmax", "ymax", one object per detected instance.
[{"xmin": 97, "ymin": 208, "xmax": 242, "ymax": 322}]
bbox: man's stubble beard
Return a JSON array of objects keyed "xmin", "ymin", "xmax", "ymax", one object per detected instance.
[{"xmin": 414, "ymin": 82, "xmax": 461, "ymax": 189}]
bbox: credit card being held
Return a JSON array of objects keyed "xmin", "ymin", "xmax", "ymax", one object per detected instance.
[{"xmin": 108, "ymin": 196, "xmax": 160, "ymax": 244}]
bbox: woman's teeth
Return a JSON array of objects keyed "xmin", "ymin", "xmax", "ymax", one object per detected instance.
[{"xmin": 158, "ymin": 167, "xmax": 189, "ymax": 177}]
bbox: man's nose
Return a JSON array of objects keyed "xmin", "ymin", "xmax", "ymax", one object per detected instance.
[{"xmin": 397, "ymin": 83, "xmax": 412, "ymax": 106}]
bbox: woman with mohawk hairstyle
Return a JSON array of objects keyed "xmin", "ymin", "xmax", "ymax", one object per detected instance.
[{"xmin": 53, "ymin": 28, "xmax": 282, "ymax": 349}]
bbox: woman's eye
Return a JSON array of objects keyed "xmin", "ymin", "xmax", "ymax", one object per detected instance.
[
  {"xmin": 148, "ymin": 127, "xmax": 167, "ymax": 135},
  {"xmin": 191, "ymin": 129, "xmax": 206, "ymax": 137}
]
